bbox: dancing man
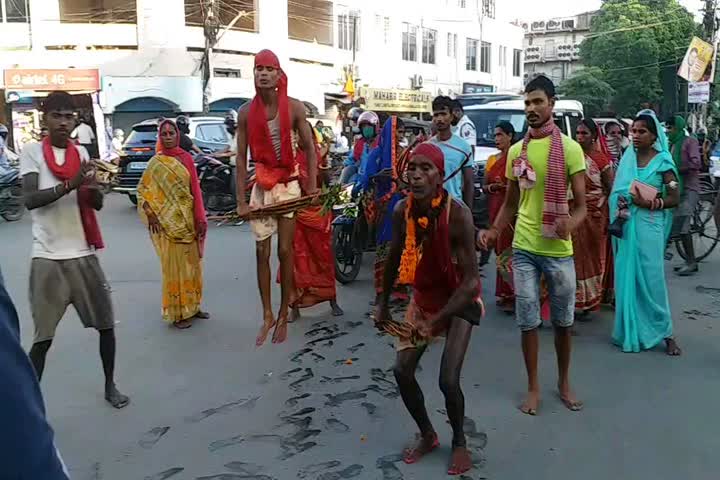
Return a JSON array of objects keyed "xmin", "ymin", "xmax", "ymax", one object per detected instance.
[
  {"xmin": 236, "ymin": 49, "xmax": 318, "ymax": 346},
  {"xmin": 20, "ymin": 91, "xmax": 129, "ymax": 409},
  {"xmin": 479, "ymin": 75, "xmax": 586, "ymax": 415},
  {"xmin": 375, "ymin": 143, "xmax": 482, "ymax": 476}
]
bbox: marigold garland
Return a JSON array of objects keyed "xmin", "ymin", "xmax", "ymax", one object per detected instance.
[{"xmin": 398, "ymin": 191, "xmax": 444, "ymax": 284}]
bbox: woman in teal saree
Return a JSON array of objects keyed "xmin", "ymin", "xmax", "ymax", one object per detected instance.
[{"xmin": 610, "ymin": 110, "xmax": 682, "ymax": 355}]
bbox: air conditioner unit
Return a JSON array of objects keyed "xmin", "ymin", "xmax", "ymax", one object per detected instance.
[{"xmin": 411, "ymin": 74, "xmax": 424, "ymax": 89}]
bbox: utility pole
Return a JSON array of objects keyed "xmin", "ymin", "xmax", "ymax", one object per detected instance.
[
  {"xmin": 700, "ymin": 0, "xmax": 717, "ymax": 127},
  {"xmin": 202, "ymin": 0, "xmax": 220, "ymax": 114}
]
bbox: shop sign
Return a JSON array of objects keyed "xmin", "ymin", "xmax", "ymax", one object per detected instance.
[
  {"xmin": 462, "ymin": 83, "xmax": 494, "ymax": 94},
  {"xmin": 363, "ymin": 88, "xmax": 432, "ymax": 113},
  {"xmin": 4, "ymin": 69, "xmax": 100, "ymax": 91}
]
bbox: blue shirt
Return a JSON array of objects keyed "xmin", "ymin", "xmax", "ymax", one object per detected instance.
[
  {"xmin": 430, "ymin": 134, "xmax": 474, "ymax": 203},
  {"xmin": 0, "ymin": 136, "xmax": 12, "ymax": 178},
  {"xmin": 0, "ymin": 283, "xmax": 69, "ymax": 479}
]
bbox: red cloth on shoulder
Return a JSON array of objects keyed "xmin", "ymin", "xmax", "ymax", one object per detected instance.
[
  {"xmin": 41, "ymin": 137, "xmax": 104, "ymax": 249},
  {"xmin": 247, "ymin": 49, "xmax": 295, "ymax": 190}
]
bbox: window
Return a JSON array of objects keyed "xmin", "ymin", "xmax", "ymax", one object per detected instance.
[
  {"xmin": 185, "ymin": 0, "xmax": 258, "ymax": 33},
  {"xmin": 513, "ymin": 49, "xmax": 522, "ymax": 77},
  {"xmin": 338, "ymin": 10, "xmax": 360, "ymax": 51},
  {"xmin": 288, "ymin": 0, "xmax": 333, "ymax": 45},
  {"xmin": 447, "ymin": 32, "xmax": 457, "ymax": 58},
  {"xmin": 480, "ymin": 41, "xmax": 491, "ymax": 73},
  {"xmin": 59, "ymin": 0, "xmax": 137, "ymax": 23},
  {"xmin": 466, "ymin": 38, "xmax": 478, "ymax": 71},
  {"xmin": 421, "ymin": 28, "xmax": 436, "ymax": 64},
  {"xmin": 482, "ymin": 0, "xmax": 495, "ymax": 19},
  {"xmin": 458, "ymin": 0, "xmax": 466, "ymax": 7},
  {"xmin": 196, "ymin": 124, "xmax": 229, "ymax": 144},
  {"xmin": 1, "ymin": 0, "xmax": 29, "ymax": 23},
  {"xmin": 402, "ymin": 23, "xmax": 418, "ymax": 61}
]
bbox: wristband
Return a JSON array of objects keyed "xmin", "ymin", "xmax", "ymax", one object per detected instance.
[{"xmin": 659, "ymin": 198, "xmax": 664, "ymax": 210}]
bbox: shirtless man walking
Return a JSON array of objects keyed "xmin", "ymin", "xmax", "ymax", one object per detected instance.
[
  {"xmin": 21, "ymin": 91, "xmax": 129, "ymax": 409},
  {"xmin": 236, "ymin": 49, "xmax": 318, "ymax": 346},
  {"xmin": 375, "ymin": 143, "xmax": 482, "ymax": 476}
]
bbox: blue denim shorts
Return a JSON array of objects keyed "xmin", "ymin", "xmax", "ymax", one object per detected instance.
[{"xmin": 512, "ymin": 249, "xmax": 576, "ymax": 331}]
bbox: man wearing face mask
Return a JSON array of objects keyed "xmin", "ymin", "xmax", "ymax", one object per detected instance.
[{"xmin": 339, "ymin": 111, "xmax": 380, "ymax": 185}]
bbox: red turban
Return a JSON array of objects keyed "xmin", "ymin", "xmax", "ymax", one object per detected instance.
[
  {"xmin": 248, "ymin": 49, "xmax": 295, "ymax": 190},
  {"xmin": 411, "ymin": 142, "xmax": 445, "ymax": 176}
]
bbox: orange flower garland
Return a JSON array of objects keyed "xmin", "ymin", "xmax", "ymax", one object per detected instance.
[{"xmin": 398, "ymin": 192, "xmax": 444, "ymax": 284}]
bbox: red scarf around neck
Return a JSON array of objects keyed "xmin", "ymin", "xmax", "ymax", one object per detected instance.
[
  {"xmin": 42, "ymin": 137, "xmax": 104, "ymax": 249},
  {"xmin": 512, "ymin": 119, "xmax": 568, "ymax": 239}
]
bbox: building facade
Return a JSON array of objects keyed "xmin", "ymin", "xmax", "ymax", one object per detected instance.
[
  {"xmin": 521, "ymin": 10, "xmax": 597, "ymax": 85},
  {"xmin": 0, "ymin": 0, "xmax": 524, "ymax": 141}
]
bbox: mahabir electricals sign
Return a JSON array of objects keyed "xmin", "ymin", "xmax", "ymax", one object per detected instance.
[{"xmin": 363, "ymin": 88, "xmax": 432, "ymax": 113}]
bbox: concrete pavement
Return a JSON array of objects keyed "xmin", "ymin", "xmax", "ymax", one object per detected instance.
[{"xmin": 1, "ymin": 194, "xmax": 720, "ymax": 480}]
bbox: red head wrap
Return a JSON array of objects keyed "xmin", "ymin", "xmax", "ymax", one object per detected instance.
[
  {"xmin": 411, "ymin": 142, "xmax": 445, "ymax": 177},
  {"xmin": 248, "ymin": 49, "xmax": 295, "ymax": 189}
]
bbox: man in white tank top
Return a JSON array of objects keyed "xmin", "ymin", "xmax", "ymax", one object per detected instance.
[{"xmin": 236, "ymin": 49, "xmax": 319, "ymax": 346}]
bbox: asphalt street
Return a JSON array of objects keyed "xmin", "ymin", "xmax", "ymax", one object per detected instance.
[{"xmin": 2, "ymin": 194, "xmax": 720, "ymax": 480}]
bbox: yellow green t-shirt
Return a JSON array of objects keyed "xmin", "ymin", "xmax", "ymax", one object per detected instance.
[{"xmin": 506, "ymin": 135, "xmax": 586, "ymax": 258}]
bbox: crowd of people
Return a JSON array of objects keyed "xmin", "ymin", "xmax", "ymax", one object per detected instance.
[{"xmin": 0, "ymin": 48, "xmax": 713, "ymax": 477}]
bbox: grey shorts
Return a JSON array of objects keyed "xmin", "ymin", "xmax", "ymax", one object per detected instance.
[
  {"xmin": 30, "ymin": 255, "xmax": 114, "ymax": 343},
  {"xmin": 513, "ymin": 249, "xmax": 576, "ymax": 331},
  {"xmin": 672, "ymin": 189, "xmax": 700, "ymax": 236}
]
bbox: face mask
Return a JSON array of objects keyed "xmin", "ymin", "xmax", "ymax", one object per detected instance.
[{"xmin": 361, "ymin": 126, "xmax": 375, "ymax": 139}]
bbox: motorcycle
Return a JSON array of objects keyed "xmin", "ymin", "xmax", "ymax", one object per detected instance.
[
  {"xmin": 332, "ymin": 184, "xmax": 366, "ymax": 284},
  {"xmin": 0, "ymin": 173, "xmax": 24, "ymax": 222},
  {"xmin": 195, "ymin": 154, "xmax": 256, "ymax": 215}
]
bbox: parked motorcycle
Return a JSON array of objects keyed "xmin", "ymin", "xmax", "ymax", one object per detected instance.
[
  {"xmin": 0, "ymin": 175, "xmax": 24, "ymax": 222},
  {"xmin": 195, "ymin": 154, "xmax": 256, "ymax": 214}
]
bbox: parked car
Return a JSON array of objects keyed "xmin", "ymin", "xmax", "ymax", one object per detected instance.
[{"xmin": 114, "ymin": 116, "xmax": 232, "ymax": 204}]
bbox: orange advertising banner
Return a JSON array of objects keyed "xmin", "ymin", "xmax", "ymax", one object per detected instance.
[{"xmin": 3, "ymin": 68, "xmax": 100, "ymax": 91}]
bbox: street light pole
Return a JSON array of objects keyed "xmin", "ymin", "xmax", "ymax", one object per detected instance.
[{"xmin": 202, "ymin": 0, "xmax": 219, "ymax": 114}]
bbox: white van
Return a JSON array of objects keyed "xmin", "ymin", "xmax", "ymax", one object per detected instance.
[{"xmin": 464, "ymin": 99, "xmax": 584, "ymax": 169}]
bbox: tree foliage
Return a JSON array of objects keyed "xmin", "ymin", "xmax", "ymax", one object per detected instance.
[
  {"xmin": 558, "ymin": 67, "xmax": 615, "ymax": 117},
  {"xmin": 581, "ymin": 0, "xmax": 697, "ymax": 116}
]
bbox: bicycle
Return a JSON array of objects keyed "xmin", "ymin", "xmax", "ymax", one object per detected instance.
[{"xmin": 674, "ymin": 174, "xmax": 719, "ymax": 262}]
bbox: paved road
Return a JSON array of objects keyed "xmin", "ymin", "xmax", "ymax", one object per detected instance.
[{"xmin": 2, "ymin": 194, "xmax": 720, "ymax": 480}]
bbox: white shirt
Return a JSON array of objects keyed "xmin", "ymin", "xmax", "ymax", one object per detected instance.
[
  {"xmin": 452, "ymin": 115, "xmax": 477, "ymax": 148},
  {"xmin": 72, "ymin": 123, "xmax": 95, "ymax": 145},
  {"xmin": 20, "ymin": 142, "xmax": 94, "ymax": 260}
]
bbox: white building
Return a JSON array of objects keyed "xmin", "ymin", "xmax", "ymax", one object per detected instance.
[
  {"xmin": 0, "ymin": 0, "xmax": 524, "ymax": 137},
  {"xmin": 520, "ymin": 11, "xmax": 598, "ymax": 85}
]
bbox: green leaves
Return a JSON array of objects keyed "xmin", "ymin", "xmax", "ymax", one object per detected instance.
[{"xmin": 580, "ymin": 0, "xmax": 697, "ymax": 116}]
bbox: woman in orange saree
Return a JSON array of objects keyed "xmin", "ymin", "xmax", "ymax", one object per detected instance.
[
  {"xmin": 573, "ymin": 119, "xmax": 615, "ymax": 315},
  {"xmin": 484, "ymin": 121, "xmax": 516, "ymax": 313},
  {"xmin": 288, "ymin": 126, "xmax": 343, "ymax": 322},
  {"xmin": 137, "ymin": 120, "xmax": 208, "ymax": 329}
]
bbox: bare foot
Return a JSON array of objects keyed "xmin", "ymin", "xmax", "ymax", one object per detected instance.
[
  {"xmin": 173, "ymin": 319, "xmax": 192, "ymax": 329},
  {"xmin": 194, "ymin": 310, "xmax": 210, "ymax": 320},
  {"xmin": 557, "ymin": 384, "xmax": 583, "ymax": 412},
  {"xmin": 272, "ymin": 316, "xmax": 289, "ymax": 344},
  {"xmin": 256, "ymin": 313, "xmax": 276, "ymax": 347},
  {"xmin": 448, "ymin": 446, "xmax": 473, "ymax": 476},
  {"xmin": 519, "ymin": 390, "xmax": 540, "ymax": 416},
  {"xmin": 330, "ymin": 300, "xmax": 344, "ymax": 316},
  {"xmin": 403, "ymin": 431, "xmax": 439, "ymax": 464},
  {"xmin": 665, "ymin": 338, "xmax": 682, "ymax": 356},
  {"xmin": 105, "ymin": 384, "xmax": 130, "ymax": 409},
  {"xmin": 289, "ymin": 307, "xmax": 301, "ymax": 323}
]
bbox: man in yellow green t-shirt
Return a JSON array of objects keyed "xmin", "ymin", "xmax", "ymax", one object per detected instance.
[{"xmin": 479, "ymin": 75, "xmax": 587, "ymax": 416}]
